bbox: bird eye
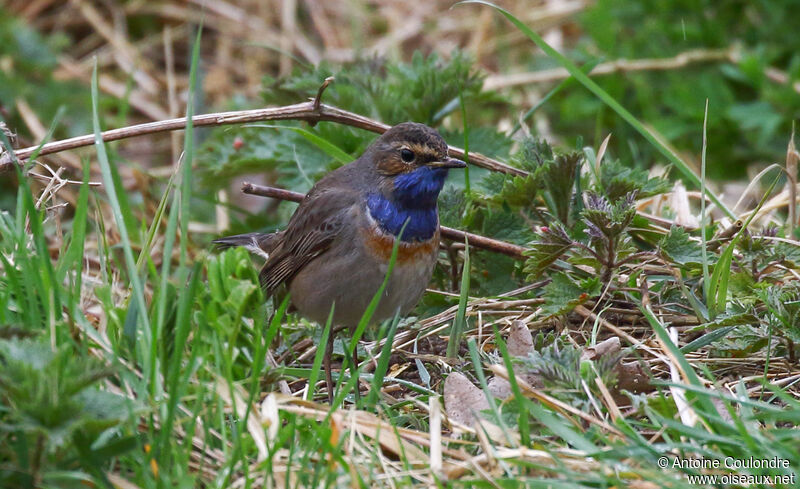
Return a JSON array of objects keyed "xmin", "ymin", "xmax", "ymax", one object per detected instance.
[{"xmin": 400, "ymin": 148, "xmax": 415, "ymax": 163}]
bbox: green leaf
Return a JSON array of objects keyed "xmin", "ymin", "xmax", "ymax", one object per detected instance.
[
  {"xmin": 77, "ymin": 389, "xmax": 134, "ymax": 431},
  {"xmin": 524, "ymin": 225, "xmax": 573, "ymax": 279},
  {"xmin": 480, "ymin": 206, "xmax": 536, "ymax": 244},
  {"xmin": 366, "ymin": 314, "xmax": 400, "ymax": 406},
  {"xmin": 581, "ymin": 192, "xmax": 636, "ymax": 251},
  {"xmin": 679, "ymin": 312, "xmax": 759, "ymax": 353},
  {"xmin": 545, "ymin": 152, "xmax": 582, "ymax": 225},
  {"xmin": 660, "ymin": 226, "xmax": 705, "ymax": 265},
  {"xmin": 437, "ymin": 185, "xmax": 467, "ymax": 228},
  {"xmin": 598, "ymin": 158, "xmax": 671, "ymax": 200},
  {"xmin": 541, "ymin": 272, "xmax": 599, "ymax": 316},
  {"xmin": 261, "ymin": 51, "xmax": 503, "ymax": 127},
  {"xmin": 477, "ymin": 172, "xmax": 540, "ymax": 208},
  {"xmin": 640, "ymin": 305, "xmax": 719, "ymax": 415},
  {"xmin": 197, "ymin": 124, "xmax": 333, "ymax": 191},
  {"xmin": 245, "ymin": 124, "xmax": 352, "ymax": 163},
  {"xmin": 727, "ymin": 101, "xmax": 782, "ymax": 147}
]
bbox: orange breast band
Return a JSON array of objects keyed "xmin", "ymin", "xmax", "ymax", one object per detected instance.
[{"xmin": 361, "ymin": 227, "xmax": 440, "ymax": 263}]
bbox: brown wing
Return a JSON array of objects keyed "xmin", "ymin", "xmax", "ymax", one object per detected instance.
[
  {"xmin": 259, "ymin": 188, "xmax": 357, "ymax": 294},
  {"xmin": 212, "ymin": 231, "xmax": 283, "ymax": 256}
]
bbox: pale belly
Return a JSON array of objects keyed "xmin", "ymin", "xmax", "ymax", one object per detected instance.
[{"xmin": 287, "ymin": 229, "xmax": 438, "ymax": 328}]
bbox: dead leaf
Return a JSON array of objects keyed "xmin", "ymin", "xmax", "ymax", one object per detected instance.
[
  {"xmin": 615, "ymin": 360, "xmax": 652, "ymax": 393},
  {"xmin": 444, "ymin": 371, "xmax": 490, "ymax": 427},
  {"xmin": 670, "ymin": 181, "xmax": 699, "ymax": 228},
  {"xmin": 507, "ymin": 320, "xmax": 535, "ymax": 357},
  {"xmin": 487, "ymin": 376, "xmax": 512, "ymax": 399},
  {"xmin": 582, "ymin": 337, "xmax": 621, "ymax": 361}
]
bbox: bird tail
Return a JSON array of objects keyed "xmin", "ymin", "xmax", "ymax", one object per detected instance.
[{"xmin": 212, "ymin": 232, "xmax": 279, "ymax": 259}]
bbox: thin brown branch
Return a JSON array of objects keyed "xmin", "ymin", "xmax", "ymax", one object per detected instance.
[
  {"xmin": 761, "ymin": 65, "xmax": 800, "ymax": 96},
  {"xmin": 707, "ymin": 220, "xmax": 743, "ymax": 251},
  {"xmin": 484, "ymin": 47, "xmax": 735, "ymax": 90},
  {"xmin": 487, "ymin": 45, "xmax": 800, "ymax": 99},
  {"xmin": 311, "ymin": 77, "xmax": 335, "ymax": 120},
  {"xmin": 1, "ymin": 102, "xmax": 526, "ymax": 177},
  {"xmin": 240, "ymin": 181, "xmax": 528, "ymax": 261}
]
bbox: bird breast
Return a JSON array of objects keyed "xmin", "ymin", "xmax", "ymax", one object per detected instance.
[
  {"xmin": 286, "ymin": 204, "xmax": 439, "ymax": 328},
  {"xmin": 361, "ymin": 202, "xmax": 440, "ymax": 265}
]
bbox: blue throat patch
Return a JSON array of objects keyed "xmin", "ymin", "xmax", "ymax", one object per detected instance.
[{"xmin": 367, "ymin": 166, "xmax": 448, "ymax": 242}]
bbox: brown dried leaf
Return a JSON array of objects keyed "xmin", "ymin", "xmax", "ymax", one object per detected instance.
[
  {"xmin": 487, "ymin": 376, "xmax": 512, "ymax": 399},
  {"xmin": 581, "ymin": 336, "xmax": 621, "ymax": 361},
  {"xmin": 670, "ymin": 181, "xmax": 699, "ymax": 228},
  {"xmin": 615, "ymin": 360, "xmax": 652, "ymax": 393},
  {"xmin": 444, "ymin": 371, "xmax": 490, "ymax": 427},
  {"xmin": 506, "ymin": 320, "xmax": 535, "ymax": 357}
]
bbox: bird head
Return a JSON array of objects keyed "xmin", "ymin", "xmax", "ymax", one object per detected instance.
[{"xmin": 368, "ymin": 122, "xmax": 466, "ymax": 208}]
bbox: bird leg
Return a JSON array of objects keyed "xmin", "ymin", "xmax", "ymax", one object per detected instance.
[
  {"xmin": 351, "ymin": 341, "xmax": 360, "ymax": 403},
  {"xmin": 324, "ymin": 326, "xmax": 336, "ymax": 404}
]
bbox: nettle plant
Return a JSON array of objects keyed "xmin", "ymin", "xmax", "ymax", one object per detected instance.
[
  {"xmin": 503, "ymin": 137, "xmax": 800, "ymax": 360},
  {"xmin": 0, "ymin": 336, "xmax": 137, "ymax": 488},
  {"xmin": 483, "ymin": 137, "xmax": 671, "ymax": 316}
]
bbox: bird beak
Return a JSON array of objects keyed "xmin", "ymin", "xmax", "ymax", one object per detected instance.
[{"xmin": 428, "ymin": 158, "xmax": 467, "ymax": 169}]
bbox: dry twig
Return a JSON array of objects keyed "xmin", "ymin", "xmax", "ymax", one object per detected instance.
[
  {"xmin": 1, "ymin": 102, "xmax": 525, "ymax": 177},
  {"xmin": 484, "ymin": 48, "xmax": 736, "ymax": 89}
]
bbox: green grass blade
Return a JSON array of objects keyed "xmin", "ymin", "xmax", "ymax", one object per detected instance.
[
  {"xmin": 0, "ymin": 122, "xmax": 59, "ymax": 331},
  {"xmin": 641, "ymin": 304, "xmax": 718, "ymax": 418},
  {"xmin": 461, "ymin": 0, "xmax": 735, "ymax": 219},
  {"xmin": 136, "ymin": 169, "xmax": 177, "ymax": 272},
  {"xmin": 466, "ymin": 338, "xmax": 515, "ymax": 447},
  {"xmin": 492, "ymin": 325, "xmax": 530, "ymax": 446},
  {"xmin": 446, "ymin": 241, "xmax": 470, "ymax": 358},
  {"xmin": 306, "ymin": 307, "xmax": 334, "ymax": 401},
  {"xmin": 90, "ymin": 59, "xmax": 152, "ymax": 363},
  {"xmin": 265, "ymin": 294, "xmax": 291, "ymax": 348},
  {"xmin": 179, "ymin": 26, "xmax": 202, "ymax": 271},
  {"xmin": 700, "ymin": 99, "xmax": 711, "ymax": 302},
  {"xmin": 347, "ymin": 221, "xmax": 407, "ymax": 360},
  {"xmin": 57, "ymin": 159, "xmax": 91, "ymax": 319},
  {"xmin": 511, "ymin": 58, "xmax": 601, "ymax": 135},
  {"xmin": 706, "ymin": 174, "xmax": 780, "ymax": 316},
  {"xmin": 159, "ymin": 260, "xmax": 203, "ymax": 457},
  {"xmin": 21, "ymin": 106, "xmax": 65, "ymax": 172},
  {"xmin": 329, "ymin": 359, "xmax": 363, "ymax": 411},
  {"xmin": 706, "ymin": 241, "xmax": 733, "ymax": 317},
  {"xmin": 366, "ymin": 312, "xmax": 400, "ymax": 406},
  {"xmin": 458, "ymin": 87, "xmax": 471, "ymax": 194},
  {"xmin": 57, "ymin": 159, "xmax": 91, "ymax": 283},
  {"xmin": 154, "ymin": 189, "xmax": 180, "ymax": 332},
  {"xmin": 150, "ymin": 190, "xmax": 181, "ymax": 398},
  {"xmin": 680, "ymin": 326, "xmax": 736, "ymax": 354},
  {"xmin": 329, "ymin": 223, "xmax": 407, "ymax": 405}
]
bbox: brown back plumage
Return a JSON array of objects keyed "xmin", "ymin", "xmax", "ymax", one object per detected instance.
[{"xmin": 258, "ymin": 174, "xmax": 360, "ymax": 294}]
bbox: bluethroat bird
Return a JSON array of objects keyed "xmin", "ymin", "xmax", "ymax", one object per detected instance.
[{"xmin": 214, "ymin": 122, "xmax": 466, "ymax": 402}]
